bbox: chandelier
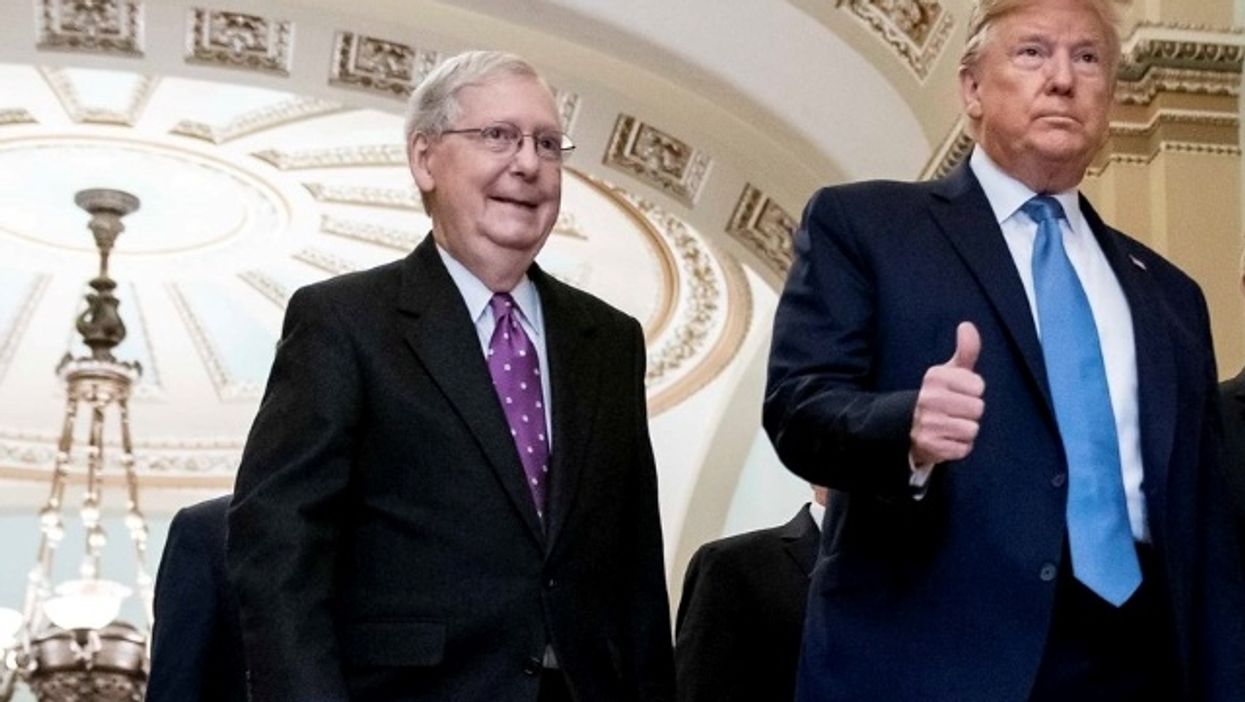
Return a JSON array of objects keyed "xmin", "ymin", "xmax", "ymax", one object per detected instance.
[{"xmin": 0, "ymin": 190, "xmax": 152, "ymax": 702}]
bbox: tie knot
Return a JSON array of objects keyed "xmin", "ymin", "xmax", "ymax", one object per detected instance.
[
  {"xmin": 489, "ymin": 292, "xmax": 517, "ymax": 320},
  {"xmin": 1020, "ymin": 195, "xmax": 1065, "ymax": 225}
]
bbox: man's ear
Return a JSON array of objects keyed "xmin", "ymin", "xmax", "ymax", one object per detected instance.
[
  {"xmin": 409, "ymin": 132, "xmax": 436, "ymax": 194},
  {"xmin": 959, "ymin": 65, "xmax": 983, "ymax": 120}
]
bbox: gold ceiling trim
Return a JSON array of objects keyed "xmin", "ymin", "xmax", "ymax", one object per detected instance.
[
  {"xmin": 604, "ymin": 114, "xmax": 712, "ymax": 207},
  {"xmin": 293, "ymin": 248, "xmax": 361, "ymax": 277},
  {"xmin": 170, "ymin": 96, "xmax": 343, "ymax": 144},
  {"xmin": 725, "ymin": 184, "xmax": 798, "ymax": 276},
  {"xmin": 837, "ymin": 0, "xmax": 954, "ymax": 80},
  {"xmin": 1086, "ymin": 141, "xmax": 1242, "ymax": 178},
  {"xmin": 648, "ymin": 252, "xmax": 752, "ymax": 417},
  {"xmin": 0, "ymin": 275, "xmax": 51, "ymax": 386},
  {"xmin": 0, "ymin": 110, "xmax": 37, "ymax": 126},
  {"xmin": 321, "ymin": 215, "xmax": 421, "ymax": 252},
  {"xmin": 302, "ymin": 182, "xmax": 425, "ymax": 212},
  {"xmin": 36, "ymin": 0, "xmax": 145, "ymax": 57},
  {"xmin": 329, "ymin": 31, "xmax": 440, "ymax": 99},
  {"xmin": 238, "ymin": 270, "xmax": 290, "ymax": 309},
  {"xmin": 569, "ymin": 168, "xmax": 678, "ymax": 341},
  {"xmin": 38, "ymin": 66, "xmax": 158, "ymax": 126},
  {"xmin": 252, "ymin": 144, "xmax": 407, "ymax": 170},
  {"xmin": 185, "ymin": 7, "xmax": 294, "ymax": 76},
  {"xmin": 166, "ymin": 282, "xmax": 263, "ymax": 401}
]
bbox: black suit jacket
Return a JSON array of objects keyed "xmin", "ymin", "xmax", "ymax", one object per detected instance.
[
  {"xmin": 147, "ymin": 495, "xmax": 246, "ymax": 702},
  {"xmin": 765, "ymin": 162, "xmax": 1245, "ymax": 701},
  {"xmin": 1218, "ymin": 368, "xmax": 1245, "ymax": 555},
  {"xmin": 674, "ymin": 504, "xmax": 818, "ymax": 702},
  {"xmin": 227, "ymin": 236, "xmax": 674, "ymax": 702}
]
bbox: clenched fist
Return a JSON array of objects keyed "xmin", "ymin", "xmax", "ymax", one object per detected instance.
[{"xmin": 910, "ymin": 322, "xmax": 985, "ymax": 466}]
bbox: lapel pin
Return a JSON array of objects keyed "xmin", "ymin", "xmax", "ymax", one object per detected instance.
[{"xmin": 1129, "ymin": 255, "xmax": 1147, "ymax": 270}]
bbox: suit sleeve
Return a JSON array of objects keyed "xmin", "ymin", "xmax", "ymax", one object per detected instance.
[
  {"xmin": 763, "ymin": 188, "xmax": 918, "ymax": 496},
  {"xmin": 1187, "ymin": 288, "xmax": 1245, "ymax": 699},
  {"xmin": 674, "ymin": 546, "xmax": 747, "ymax": 702},
  {"xmin": 146, "ymin": 508, "xmax": 214, "ymax": 702},
  {"xmin": 227, "ymin": 285, "xmax": 359, "ymax": 701},
  {"xmin": 624, "ymin": 317, "xmax": 676, "ymax": 701}
]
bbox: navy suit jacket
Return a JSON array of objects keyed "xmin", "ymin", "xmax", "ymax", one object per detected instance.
[
  {"xmin": 674, "ymin": 504, "xmax": 819, "ymax": 702},
  {"xmin": 227, "ymin": 236, "xmax": 673, "ymax": 702},
  {"xmin": 764, "ymin": 163, "xmax": 1245, "ymax": 701},
  {"xmin": 147, "ymin": 495, "xmax": 246, "ymax": 702}
]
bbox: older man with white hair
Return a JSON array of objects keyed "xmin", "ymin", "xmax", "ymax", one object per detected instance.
[
  {"xmin": 228, "ymin": 50, "xmax": 674, "ymax": 702},
  {"xmin": 765, "ymin": 0, "xmax": 1245, "ymax": 699}
]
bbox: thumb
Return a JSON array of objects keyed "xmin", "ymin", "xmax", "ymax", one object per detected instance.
[{"xmin": 947, "ymin": 321, "xmax": 981, "ymax": 370}]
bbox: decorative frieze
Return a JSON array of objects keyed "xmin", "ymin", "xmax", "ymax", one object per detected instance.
[
  {"xmin": 921, "ymin": 117, "xmax": 973, "ymax": 181},
  {"xmin": 185, "ymin": 8, "xmax": 293, "ymax": 75},
  {"xmin": 252, "ymin": 144, "xmax": 406, "ymax": 170},
  {"xmin": 0, "ymin": 275, "xmax": 50, "ymax": 385},
  {"xmin": 170, "ymin": 96, "xmax": 342, "ymax": 144},
  {"xmin": 302, "ymin": 182, "xmax": 424, "ymax": 212},
  {"xmin": 166, "ymin": 283, "xmax": 262, "ymax": 400},
  {"xmin": 321, "ymin": 216, "xmax": 422, "ymax": 252},
  {"xmin": 238, "ymin": 270, "xmax": 290, "ymax": 308},
  {"xmin": 604, "ymin": 115, "xmax": 712, "ymax": 207},
  {"xmin": 836, "ymin": 0, "xmax": 953, "ymax": 79},
  {"xmin": 39, "ymin": 66, "xmax": 157, "ymax": 126},
  {"xmin": 329, "ymin": 32, "xmax": 440, "ymax": 98},
  {"xmin": 553, "ymin": 89, "xmax": 580, "ymax": 133},
  {"xmin": 293, "ymin": 248, "xmax": 360, "ymax": 276},
  {"xmin": 0, "ymin": 110, "xmax": 37, "ymax": 126},
  {"xmin": 37, "ymin": 0, "xmax": 144, "ymax": 56},
  {"xmin": 726, "ymin": 185, "xmax": 797, "ymax": 275}
]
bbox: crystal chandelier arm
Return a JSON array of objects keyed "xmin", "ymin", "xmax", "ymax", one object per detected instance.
[
  {"xmin": 80, "ymin": 400, "xmax": 108, "ymax": 581},
  {"xmin": 117, "ymin": 398, "xmax": 154, "ymax": 627}
]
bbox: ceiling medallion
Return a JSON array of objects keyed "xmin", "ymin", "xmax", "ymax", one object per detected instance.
[
  {"xmin": 604, "ymin": 114, "xmax": 712, "ymax": 207},
  {"xmin": 185, "ymin": 7, "xmax": 293, "ymax": 75},
  {"xmin": 36, "ymin": 0, "xmax": 144, "ymax": 56},
  {"xmin": 726, "ymin": 185, "xmax": 797, "ymax": 275}
]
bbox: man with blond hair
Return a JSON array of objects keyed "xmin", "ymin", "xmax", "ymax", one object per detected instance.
[
  {"xmin": 228, "ymin": 50, "xmax": 674, "ymax": 702},
  {"xmin": 765, "ymin": 0, "xmax": 1245, "ymax": 699}
]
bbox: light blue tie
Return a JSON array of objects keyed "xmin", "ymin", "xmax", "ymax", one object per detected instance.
[{"xmin": 1023, "ymin": 195, "xmax": 1141, "ymax": 607}]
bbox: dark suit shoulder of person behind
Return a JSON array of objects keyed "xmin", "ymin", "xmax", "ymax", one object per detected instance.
[
  {"xmin": 1218, "ymin": 368, "xmax": 1245, "ymax": 556},
  {"xmin": 147, "ymin": 495, "xmax": 245, "ymax": 702},
  {"xmin": 675, "ymin": 503, "xmax": 819, "ymax": 702}
]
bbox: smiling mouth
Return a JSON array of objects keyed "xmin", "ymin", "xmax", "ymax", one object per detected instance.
[{"xmin": 490, "ymin": 195, "xmax": 538, "ymax": 210}]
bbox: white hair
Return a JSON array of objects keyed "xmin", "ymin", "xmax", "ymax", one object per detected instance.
[{"xmin": 403, "ymin": 50, "xmax": 551, "ymax": 146}]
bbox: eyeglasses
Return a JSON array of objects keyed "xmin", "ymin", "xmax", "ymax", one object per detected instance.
[{"xmin": 440, "ymin": 121, "xmax": 575, "ymax": 162}]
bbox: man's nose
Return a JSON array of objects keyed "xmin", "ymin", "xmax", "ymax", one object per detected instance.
[
  {"xmin": 509, "ymin": 135, "xmax": 542, "ymax": 175},
  {"xmin": 1046, "ymin": 52, "xmax": 1075, "ymax": 94}
]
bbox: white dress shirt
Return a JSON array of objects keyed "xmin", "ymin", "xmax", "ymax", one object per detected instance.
[
  {"xmin": 436, "ymin": 244, "xmax": 553, "ymax": 448},
  {"xmin": 969, "ymin": 147, "xmax": 1148, "ymax": 542}
]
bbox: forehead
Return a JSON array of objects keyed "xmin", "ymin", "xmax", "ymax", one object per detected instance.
[
  {"xmin": 453, "ymin": 75, "xmax": 560, "ymax": 129},
  {"xmin": 992, "ymin": 0, "xmax": 1110, "ymax": 43}
]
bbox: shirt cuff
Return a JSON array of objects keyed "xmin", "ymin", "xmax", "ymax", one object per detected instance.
[{"xmin": 908, "ymin": 454, "xmax": 934, "ymax": 500}]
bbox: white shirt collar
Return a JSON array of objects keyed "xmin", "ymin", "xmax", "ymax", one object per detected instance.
[
  {"xmin": 968, "ymin": 147, "xmax": 1087, "ymax": 234},
  {"xmin": 435, "ymin": 243, "xmax": 542, "ymax": 336},
  {"xmin": 808, "ymin": 501, "xmax": 825, "ymax": 532}
]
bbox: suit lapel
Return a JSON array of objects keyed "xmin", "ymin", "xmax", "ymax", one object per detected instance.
[
  {"xmin": 780, "ymin": 505, "xmax": 819, "ymax": 577},
  {"xmin": 396, "ymin": 238, "xmax": 544, "ymax": 544},
  {"xmin": 927, "ymin": 163, "xmax": 1054, "ymax": 416},
  {"xmin": 1079, "ymin": 200, "xmax": 1178, "ymax": 527},
  {"xmin": 534, "ymin": 265, "xmax": 602, "ymax": 552}
]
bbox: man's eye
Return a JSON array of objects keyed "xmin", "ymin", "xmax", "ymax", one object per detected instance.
[
  {"xmin": 481, "ymin": 126, "xmax": 511, "ymax": 141},
  {"xmin": 536, "ymin": 135, "xmax": 561, "ymax": 152},
  {"xmin": 1078, "ymin": 51, "xmax": 1100, "ymax": 63}
]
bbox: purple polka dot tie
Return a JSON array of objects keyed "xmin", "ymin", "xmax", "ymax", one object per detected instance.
[{"xmin": 487, "ymin": 293, "xmax": 550, "ymax": 519}]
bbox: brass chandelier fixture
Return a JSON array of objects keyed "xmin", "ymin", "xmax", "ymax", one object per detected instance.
[{"xmin": 0, "ymin": 189, "xmax": 152, "ymax": 702}]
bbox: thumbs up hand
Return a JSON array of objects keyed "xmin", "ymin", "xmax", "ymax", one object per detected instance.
[{"xmin": 910, "ymin": 322, "xmax": 985, "ymax": 466}]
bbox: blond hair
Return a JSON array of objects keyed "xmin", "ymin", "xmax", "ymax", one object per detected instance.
[{"xmin": 959, "ymin": 0, "xmax": 1122, "ymax": 75}]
